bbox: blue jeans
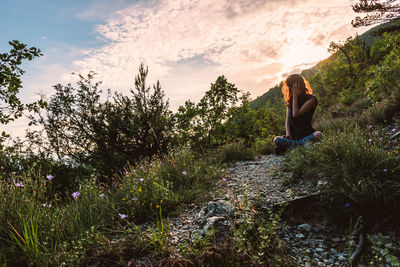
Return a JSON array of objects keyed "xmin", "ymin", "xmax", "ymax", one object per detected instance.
[{"xmin": 274, "ymin": 133, "xmax": 316, "ymax": 149}]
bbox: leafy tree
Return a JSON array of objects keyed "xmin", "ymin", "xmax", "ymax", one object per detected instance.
[
  {"xmin": 306, "ymin": 35, "xmax": 372, "ymax": 109},
  {"xmin": 225, "ymin": 93, "xmax": 284, "ymax": 145},
  {"xmin": 352, "ymin": 0, "xmax": 400, "ymax": 27},
  {"xmin": 174, "ymin": 76, "xmax": 241, "ymax": 149},
  {"xmin": 0, "ymin": 40, "xmax": 41, "ymax": 124},
  {"xmin": 35, "ymin": 64, "xmax": 172, "ymax": 180}
]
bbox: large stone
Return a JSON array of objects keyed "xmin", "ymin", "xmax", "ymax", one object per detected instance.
[
  {"xmin": 190, "ymin": 200, "xmax": 235, "ymax": 243},
  {"xmin": 297, "ymin": 223, "xmax": 312, "ymax": 232}
]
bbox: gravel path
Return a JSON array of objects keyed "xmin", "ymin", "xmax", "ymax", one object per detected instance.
[
  {"xmin": 165, "ymin": 154, "xmax": 352, "ymax": 266},
  {"xmin": 135, "ymin": 154, "xmax": 399, "ymax": 266}
]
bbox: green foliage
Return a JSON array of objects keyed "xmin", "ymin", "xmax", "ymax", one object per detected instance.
[
  {"xmin": 225, "ymin": 94, "xmax": 284, "ymax": 145},
  {"xmin": 249, "ymin": 85, "xmax": 284, "ymax": 110},
  {"xmin": 218, "ymin": 142, "xmax": 256, "ymax": 163},
  {"xmin": 0, "ymin": 146, "xmax": 224, "ymax": 266},
  {"xmin": 0, "ymin": 40, "xmax": 42, "ymax": 125},
  {"xmin": 366, "ymin": 31, "xmax": 400, "ymax": 102},
  {"xmin": 114, "ymin": 147, "xmax": 222, "ymax": 219},
  {"xmin": 174, "ymin": 75, "xmax": 241, "ymax": 149},
  {"xmin": 284, "ymin": 123, "xmax": 400, "ymax": 223},
  {"xmin": 148, "ymin": 205, "xmax": 170, "ymax": 254},
  {"xmin": 8, "ymin": 218, "xmax": 42, "ymax": 266},
  {"xmin": 34, "ymin": 64, "xmax": 172, "ymax": 180}
]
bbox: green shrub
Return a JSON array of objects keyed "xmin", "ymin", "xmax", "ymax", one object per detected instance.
[
  {"xmin": 114, "ymin": 147, "xmax": 223, "ymax": 219},
  {"xmin": 284, "ymin": 124, "xmax": 400, "ymax": 223},
  {"xmin": 218, "ymin": 142, "xmax": 256, "ymax": 163}
]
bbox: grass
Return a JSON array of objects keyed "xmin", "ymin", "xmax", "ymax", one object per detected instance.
[
  {"xmin": 284, "ymin": 119, "xmax": 400, "ymax": 225},
  {"xmin": 0, "ymin": 147, "xmax": 226, "ymax": 266}
]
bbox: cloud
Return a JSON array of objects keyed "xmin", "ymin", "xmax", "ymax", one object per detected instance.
[{"xmin": 73, "ymin": 0, "xmax": 372, "ymax": 105}]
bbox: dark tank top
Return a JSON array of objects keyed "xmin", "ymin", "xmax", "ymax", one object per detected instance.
[{"xmin": 288, "ymin": 94, "xmax": 317, "ymax": 140}]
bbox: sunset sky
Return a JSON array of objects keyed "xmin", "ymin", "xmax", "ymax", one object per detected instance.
[{"xmin": 2, "ymin": 0, "xmax": 371, "ymax": 137}]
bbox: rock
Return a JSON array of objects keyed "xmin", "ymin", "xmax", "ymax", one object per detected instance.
[
  {"xmin": 190, "ymin": 200, "xmax": 235, "ymax": 243},
  {"xmin": 296, "ymin": 233, "xmax": 305, "ymax": 238},
  {"xmin": 338, "ymin": 255, "xmax": 347, "ymax": 261},
  {"xmin": 298, "ymin": 223, "xmax": 312, "ymax": 232}
]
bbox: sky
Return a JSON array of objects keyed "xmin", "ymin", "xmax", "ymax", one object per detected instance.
[{"xmin": 1, "ymin": 0, "xmax": 372, "ymax": 138}]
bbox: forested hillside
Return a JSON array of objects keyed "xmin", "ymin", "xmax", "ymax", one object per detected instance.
[{"xmin": 251, "ymin": 19, "xmax": 400, "ymax": 121}]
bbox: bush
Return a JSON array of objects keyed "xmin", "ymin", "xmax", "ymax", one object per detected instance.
[
  {"xmin": 284, "ymin": 124, "xmax": 400, "ymax": 223},
  {"xmin": 111, "ymin": 147, "xmax": 223, "ymax": 220},
  {"xmin": 218, "ymin": 142, "xmax": 256, "ymax": 163}
]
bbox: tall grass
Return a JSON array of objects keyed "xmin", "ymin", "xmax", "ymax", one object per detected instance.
[
  {"xmin": 0, "ymin": 147, "xmax": 224, "ymax": 265},
  {"xmin": 284, "ymin": 121, "xmax": 400, "ymax": 223}
]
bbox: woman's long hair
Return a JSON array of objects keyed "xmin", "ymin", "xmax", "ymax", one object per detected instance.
[{"xmin": 281, "ymin": 74, "xmax": 313, "ymax": 107}]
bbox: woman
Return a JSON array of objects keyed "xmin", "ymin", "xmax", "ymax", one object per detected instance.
[{"xmin": 273, "ymin": 74, "xmax": 322, "ymax": 154}]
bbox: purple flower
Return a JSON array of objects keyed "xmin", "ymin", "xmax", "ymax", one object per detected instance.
[
  {"xmin": 379, "ymin": 137, "xmax": 383, "ymax": 141},
  {"xmin": 119, "ymin": 213, "xmax": 128, "ymax": 220},
  {"xmin": 71, "ymin": 191, "xmax": 80, "ymax": 198},
  {"xmin": 392, "ymin": 128, "xmax": 396, "ymax": 132},
  {"xmin": 46, "ymin": 174, "xmax": 54, "ymax": 181},
  {"xmin": 384, "ymin": 169, "xmax": 388, "ymax": 172},
  {"xmin": 15, "ymin": 182, "xmax": 24, "ymax": 188},
  {"xmin": 345, "ymin": 203, "xmax": 350, "ymax": 208},
  {"xmin": 182, "ymin": 171, "xmax": 187, "ymax": 176},
  {"xmin": 222, "ymin": 177, "xmax": 227, "ymax": 182},
  {"xmin": 139, "ymin": 178, "xmax": 144, "ymax": 182},
  {"xmin": 99, "ymin": 194, "xmax": 105, "ymax": 198},
  {"xmin": 131, "ymin": 197, "xmax": 138, "ymax": 202},
  {"xmin": 368, "ymin": 125, "xmax": 372, "ymax": 129},
  {"xmin": 368, "ymin": 138, "xmax": 372, "ymax": 143}
]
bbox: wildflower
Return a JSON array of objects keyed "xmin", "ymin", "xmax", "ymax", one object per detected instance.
[
  {"xmin": 160, "ymin": 199, "xmax": 163, "ymax": 204},
  {"xmin": 122, "ymin": 198, "xmax": 126, "ymax": 201},
  {"xmin": 131, "ymin": 197, "xmax": 137, "ymax": 202},
  {"xmin": 368, "ymin": 138, "xmax": 372, "ymax": 143},
  {"xmin": 99, "ymin": 194, "xmax": 105, "ymax": 198},
  {"xmin": 222, "ymin": 177, "xmax": 227, "ymax": 182},
  {"xmin": 139, "ymin": 178, "xmax": 144, "ymax": 182},
  {"xmin": 384, "ymin": 169, "xmax": 387, "ymax": 172},
  {"xmin": 138, "ymin": 187, "xmax": 142, "ymax": 192},
  {"xmin": 156, "ymin": 205, "xmax": 160, "ymax": 209},
  {"xmin": 392, "ymin": 128, "xmax": 396, "ymax": 132},
  {"xmin": 46, "ymin": 174, "xmax": 54, "ymax": 181},
  {"xmin": 345, "ymin": 203, "xmax": 350, "ymax": 208},
  {"xmin": 379, "ymin": 137, "xmax": 383, "ymax": 141},
  {"xmin": 182, "ymin": 171, "xmax": 187, "ymax": 175},
  {"xmin": 15, "ymin": 182, "xmax": 24, "ymax": 188},
  {"xmin": 42, "ymin": 203, "xmax": 52, "ymax": 208},
  {"xmin": 119, "ymin": 214, "xmax": 128, "ymax": 220},
  {"xmin": 71, "ymin": 191, "xmax": 80, "ymax": 198},
  {"xmin": 368, "ymin": 125, "xmax": 373, "ymax": 129}
]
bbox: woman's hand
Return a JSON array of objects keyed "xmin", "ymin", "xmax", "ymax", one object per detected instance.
[{"xmin": 291, "ymin": 82, "xmax": 301, "ymax": 96}]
